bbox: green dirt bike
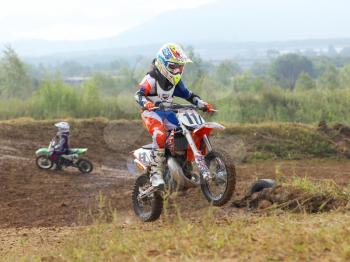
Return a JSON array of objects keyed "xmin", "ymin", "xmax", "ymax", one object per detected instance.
[{"xmin": 35, "ymin": 138, "xmax": 93, "ymax": 173}]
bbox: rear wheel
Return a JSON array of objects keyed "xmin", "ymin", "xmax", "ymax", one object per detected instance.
[
  {"xmin": 201, "ymin": 150, "xmax": 236, "ymax": 206},
  {"xmin": 132, "ymin": 174, "xmax": 163, "ymax": 222},
  {"xmin": 36, "ymin": 155, "xmax": 53, "ymax": 170},
  {"xmin": 77, "ymin": 159, "xmax": 93, "ymax": 173}
]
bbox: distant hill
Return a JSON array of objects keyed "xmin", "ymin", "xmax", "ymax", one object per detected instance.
[{"xmin": 4, "ymin": 0, "xmax": 350, "ymax": 63}]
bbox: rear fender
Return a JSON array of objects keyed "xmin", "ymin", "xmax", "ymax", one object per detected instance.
[{"xmin": 69, "ymin": 148, "xmax": 88, "ymax": 155}]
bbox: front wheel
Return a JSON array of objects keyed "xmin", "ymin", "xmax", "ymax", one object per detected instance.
[
  {"xmin": 132, "ymin": 174, "xmax": 163, "ymax": 222},
  {"xmin": 201, "ymin": 150, "xmax": 236, "ymax": 206},
  {"xmin": 36, "ymin": 155, "xmax": 53, "ymax": 170},
  {"xmin": 77, "ymin": 159, "xmax": 93, "ymax": 173}
]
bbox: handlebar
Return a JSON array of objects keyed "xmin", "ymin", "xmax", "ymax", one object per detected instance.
[
  {"xmin": 150, "ymin": 102, "xmax": 217, "ymax": 113},
  {"xmin": 49, "ymin": 138, "xmax": 57, "ymax": 148}
]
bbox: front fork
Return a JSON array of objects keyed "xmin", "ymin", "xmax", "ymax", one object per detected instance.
[{"xmin": 182, "ymin": 125, "xmax": 213, "ymax": 181}]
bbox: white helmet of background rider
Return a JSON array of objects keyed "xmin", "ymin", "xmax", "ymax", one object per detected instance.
[
  {"xmin": 54, "ymin": 122, "xmax": 70, "ymax": 134},
  {"xmin": 154, "ymin": 43, "xmax": 192, "ymax": 86}
]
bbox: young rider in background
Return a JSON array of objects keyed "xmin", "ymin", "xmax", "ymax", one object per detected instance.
[
  {"xmin": 135, "ymin": 43, "xmax": 214, "ymax": 188},
  {"xmin": 50, "ymin": 122, "xmax": 70, "ymax": 170}
]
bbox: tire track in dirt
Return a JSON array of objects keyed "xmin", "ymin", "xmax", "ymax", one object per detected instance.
[
  {"xmin": 1, "ymin": 120, "xmax": 350, "ymax": 229},
  {"xmin": 0, "ymin": 157, "xmax": 134, "ymax": 228}
]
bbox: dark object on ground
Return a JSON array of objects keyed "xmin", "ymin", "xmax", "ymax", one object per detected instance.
[
  {"xmin": 249, "ymin": 179, "xmax": 276, "ymax": 195},
  {"xmin": 232, "ymin": 179, "xmax": 276, "ymax": 208}
]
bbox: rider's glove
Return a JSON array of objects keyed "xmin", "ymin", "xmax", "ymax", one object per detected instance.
[
  {"xmin": 197, "ymin": 99, "xmax": 214, "ymax": 113},
  {"xmin": 154, "ymin": 101, "xmax": 164, "ymax": 109},
  {"xmin": 144, "ymin": 101, "xmax": 155, "ymax": 111},
  {"xmin": 203, "ymin": 103, "xmax": 214, "ymax": 113}
]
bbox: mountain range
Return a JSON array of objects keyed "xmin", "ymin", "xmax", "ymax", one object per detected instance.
[{"xmin": 3, "ymin": 0, "xmax": 350, "ymax": 64}]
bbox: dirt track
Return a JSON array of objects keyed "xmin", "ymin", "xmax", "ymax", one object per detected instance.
[{"xmin": 1, "ymin": 120, "xmax": 350, "ymax": 230}]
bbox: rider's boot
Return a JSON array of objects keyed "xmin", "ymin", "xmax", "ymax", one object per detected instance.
[
  {"xmin": 55, "ymin": 155, "xmax": 64, "ymax": 170},
  {"xmin": 150, "ymin": 149, "xmax": 165, "ymax": 189}
]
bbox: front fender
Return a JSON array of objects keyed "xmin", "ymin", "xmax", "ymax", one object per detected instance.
[
  {"xmin": 193, "ymin": 122, "xmax": 225, "ymax": 137},
  {"xmin": 187, "ymin": 122, "xmax": 225, "ymax": 162},
  {"xmin": 201, "ymin": 122, "xmax": 225, "ymax": 130},
  {"xmin": 35, "ymin": 148, "xmax": 51, "ymax": 156}
]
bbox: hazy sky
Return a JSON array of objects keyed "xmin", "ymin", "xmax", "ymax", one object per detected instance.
[
  {"xmin": 0, "ymin": 0, "xmax": 213, "ymax": 42},
  {"xmin": 1, "ymin": 0, "xmax": 349, "ymax": 44}
]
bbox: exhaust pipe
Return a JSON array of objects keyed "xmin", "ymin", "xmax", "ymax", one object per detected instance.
[{"xmin": 167, "ymin": 157, "xmax": 198, "ymax": 190}]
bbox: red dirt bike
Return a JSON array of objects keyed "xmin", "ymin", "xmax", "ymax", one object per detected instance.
[{"xmin": 131, "ymin": 103, "xmax": 236, "ymax": 222}]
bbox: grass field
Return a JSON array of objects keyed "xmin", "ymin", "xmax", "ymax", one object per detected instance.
[{"xmin": 4, "ymin": 211, "xmax": 350, "ymax": 261}]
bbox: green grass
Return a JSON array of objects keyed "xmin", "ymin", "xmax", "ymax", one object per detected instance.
[
  {"xmin": 3, "ymin": 176, "xmax": 350, "ymax": 262},
  {"xmin": 5, "ymin": 212, "xmax": 350, "ymax": 262},
  {"xmin": 289, "ymin": 176, "xmax": 350, "ymax": 200},
  {"xmin": 1, "ymin": 78, "xmax": 350, "ymax": 124},
  {"xmin": 220, "ymin": 122, "xmax": 338, "ymax": 160}
]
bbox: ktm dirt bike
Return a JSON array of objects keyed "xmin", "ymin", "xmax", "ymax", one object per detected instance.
[
  {"xmin": 131, "ymin": 103, "xmax": 236, "ymax": 222},
  {"xmin": 35, "ymin": 138, "xmax": 93, "ymax": 173}
]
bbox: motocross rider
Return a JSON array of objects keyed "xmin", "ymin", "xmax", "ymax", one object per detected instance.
[
  {"xmin": 135, "ymin": 43, "xmax": 214, "ymax": 188},
  {"xmin": 51, "ymin": 122, "xmax": 70, "ymax": 170}
]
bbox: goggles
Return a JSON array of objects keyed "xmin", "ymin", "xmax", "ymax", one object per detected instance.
[{"xmin": 167, "ymin": 62, "xmax": 184, "ymax": 75}]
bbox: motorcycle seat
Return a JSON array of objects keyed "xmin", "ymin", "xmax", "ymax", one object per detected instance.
[
  {"xmin": 67, "ymin": 149, "xmax": 78, "ymax": 154},
  {"xmin": 142, "ymin": 144, "xmax": 153, "ymax": 150}
]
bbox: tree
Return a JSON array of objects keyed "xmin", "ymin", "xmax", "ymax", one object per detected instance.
[
  {"xmin": 250, "ymin": 62, "xmax": 269, "ymax": 77},
  {"xmin": 270, "ymin": 54, "xmax": 314, "ymax": 90},
  {"xmin": 339, "ymin": 64, "xmax": 350, "ymax": 88},
  {"xmin": 318, "ymin": 64, "xmax": 339, "ymax": 89},
  {"xmin": 34, "ymin": 79, "xmax": 79, "ymax": 118},
  {"xmin": 311, "ymin": 56, "xmax": 333, "ymax": 77},
  {"xmin": 81, "ymin": 81, "xmax": 102, "ymax": 117},
  {"xmin": 340, "ymin": 47, "xmax": 350, "ymax": 57},
  {"xmin": 91, "ymin": 73, "xmax": 119, "ymax": 95},
  {"xmin": 233, "ymin": 72, "xmax": 265, "ymax": 92},
  {"xmin": 215, "ymin": 60, "xmax": 242, "ymax": 85},
  {"xmin": 59, "ymin": 61, "xmax": 91, "ymax": 77},
  {"xmin": 0, "ymin": 46, "xmax": 34, "ymax": 98},
  {"xmin": 295, "ymin": 72, "xmax": 316, "ymax": 91},
  {"xmin": 327, "ymin": 45, "xmax": 337, "ymax": 57},
  {"xmin": 182, "ymin": 46, "xmax": 208, "ymax": 89}
]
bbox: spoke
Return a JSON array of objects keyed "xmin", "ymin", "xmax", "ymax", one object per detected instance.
[
  {"xmin": 138, "ymin": 183, "xmax": 154, "ymax": 214},
  {"xmin": 206, "ymin": 157, "xmax": 228, "ymax": 200}
]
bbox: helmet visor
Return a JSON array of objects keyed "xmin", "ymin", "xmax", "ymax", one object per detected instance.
[{"xmin": 167, "ymin": 62, "xmax": 184, "ymax": 75}]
